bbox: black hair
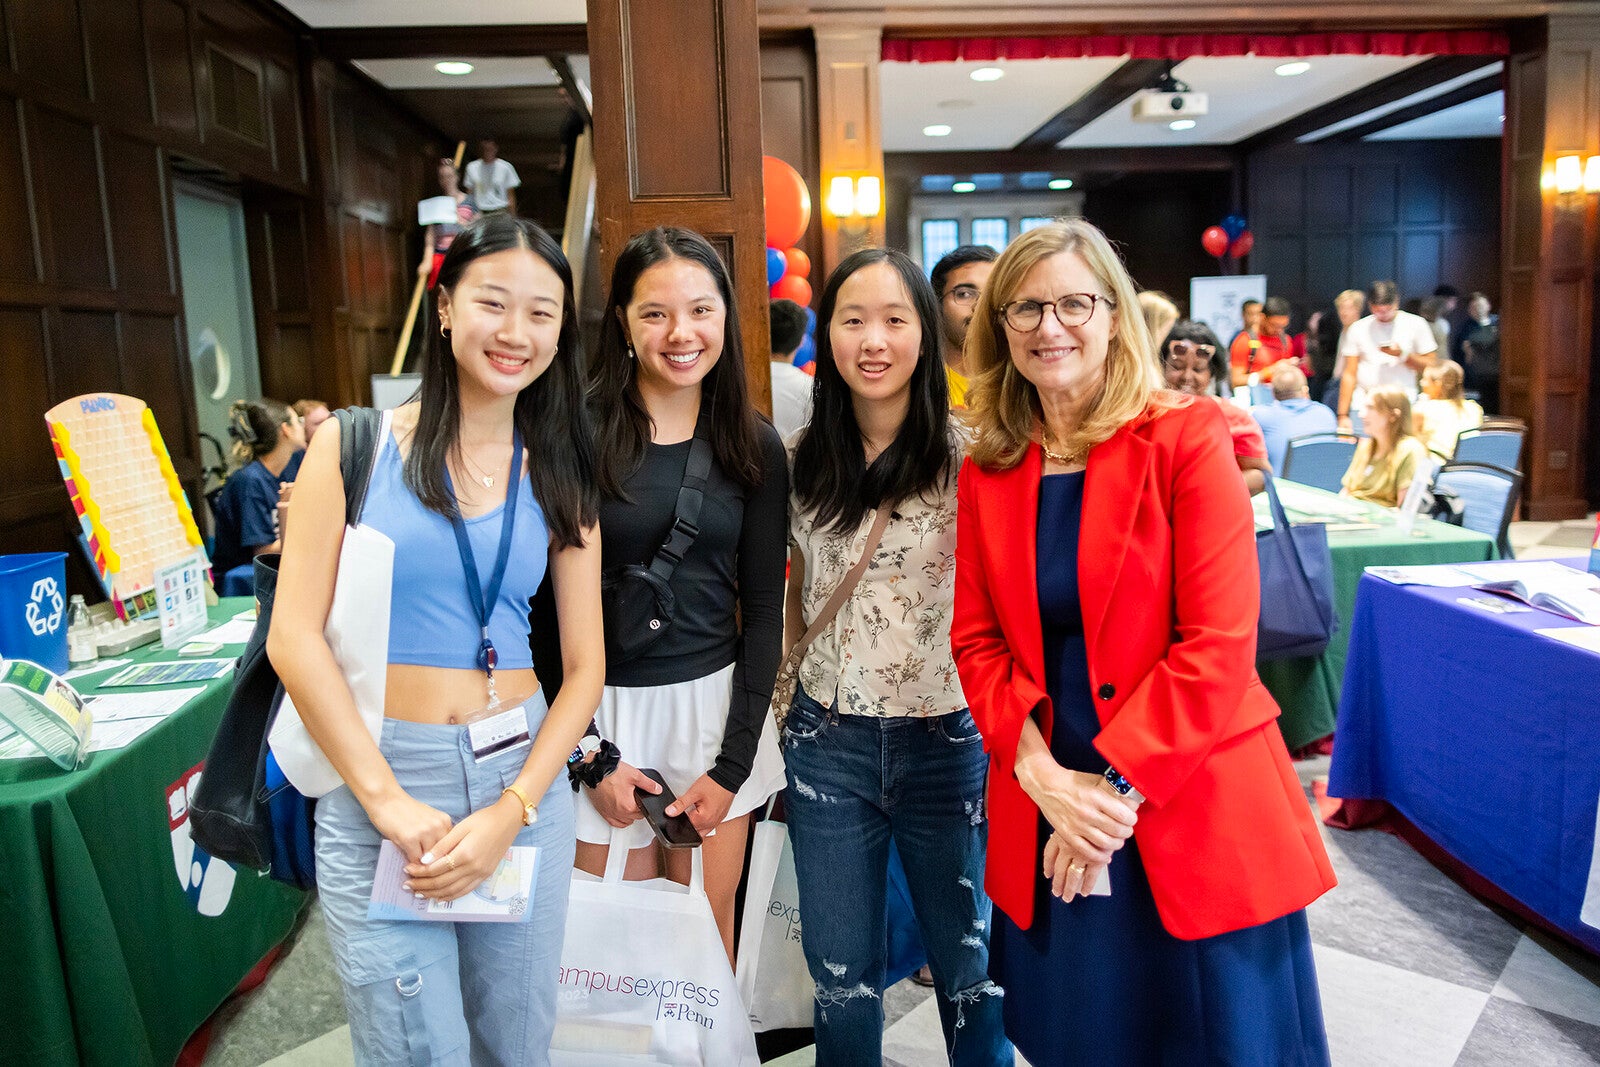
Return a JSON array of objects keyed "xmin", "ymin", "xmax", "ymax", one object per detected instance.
[
  {"xmin": 409, "ymin": 214, "xmax": 599, "ymax": 550},
  {"xmin": 1369, "ymin": 279, "xmax": 1400, "ymax": 305},
  {"xmin": 792, "ymin": 248, "xmax": 954, "ymax": 534},
  {"xmin": 228, "ymin": 398, "xmax": 292, "ymax": 466},
  {"xmin": 1433, "ymin": 284, "xmax": 1460, "ymax": 299},
  {"xmin": 930, "ymin": 244, "xmax": 999, "ymax": 299},
  {"xmin": 1161, "ymin": 319, "xmax": 1230, "ymax": 395},
  {"xmin": 769, "ymin": 298, "xmax": 808, "ymax": 359},
  {"xmin": 1263, "ymin": 295, "xmax": 1292, "ymax": 318},
  {"xmin": 590, "ymin": 227, "xmax": 764, "ymax": 497},
  {"xmin": 1240, "ymin": 298, "xmax": 1262, "ymax": 312}
]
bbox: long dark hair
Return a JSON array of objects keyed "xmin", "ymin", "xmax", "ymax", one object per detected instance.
[
  {"xmin": 406, "ymin": 214, "xmax": 598, "ymax": 550},
  {"xmin": 792, "ymin": 248, "xmax": 953, "ymax": 534},
  {"xmin": 590, "ymin": 227, "xmax": 763, "ymax": 497}
]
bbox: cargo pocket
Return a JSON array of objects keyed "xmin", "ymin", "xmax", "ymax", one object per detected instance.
[{"xmin": 340, "ymin": 937, "xmax": 467, "ymax": 1065}]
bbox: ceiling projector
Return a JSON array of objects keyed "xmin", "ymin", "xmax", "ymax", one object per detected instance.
[{"xmin": 1132, "ymin": 91, "xmax": 1209, "ymax": 122}]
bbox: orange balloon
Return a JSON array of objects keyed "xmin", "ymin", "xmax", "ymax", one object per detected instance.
[
  {"xmin": 772, "ymin": 273, "xmax": 812, "ymax": 307},
  {"xmin": 801, "ymin": 361, "xmax": 816, "ymax": 376},
  {"xmin": 784, "ymin": 246, "xmax": 811, "ymax": 280},
  {"xmin": 763, "ymin": 156, "xmax": 812, "ymax": 249}
]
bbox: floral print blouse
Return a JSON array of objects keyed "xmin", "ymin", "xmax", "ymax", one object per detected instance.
[{"xmin": 789, "ymin": 426, "xmax": 968, "ymax": 718}]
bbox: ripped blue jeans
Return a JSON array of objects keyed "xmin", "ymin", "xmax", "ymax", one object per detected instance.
[{"xmin": 783, "ymin": 684, "xmax": 1010, "ymax": 1067}]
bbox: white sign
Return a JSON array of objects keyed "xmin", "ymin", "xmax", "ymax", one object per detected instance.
[
  {"xmin": 156, "ymin": 552, "xmax": 210, "ymax": 649},
  {"xmin": 1190, "ymin": 274, "xmax": 1267, "ymax": 352}
]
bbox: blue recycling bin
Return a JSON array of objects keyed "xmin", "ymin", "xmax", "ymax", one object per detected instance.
[{"xmin": 0, "ymin": 552, "xmax": 70, "ymax": 674}]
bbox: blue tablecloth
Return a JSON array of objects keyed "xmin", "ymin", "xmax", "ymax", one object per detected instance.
[{"xmin": 1330, "ymin": 566, "xmax": 1600, "ymax": 955}]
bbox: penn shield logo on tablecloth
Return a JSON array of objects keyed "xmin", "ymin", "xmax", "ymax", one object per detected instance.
[{"xmin": 166, "ymin": 762, "xmax": 237, "ymax": 916}]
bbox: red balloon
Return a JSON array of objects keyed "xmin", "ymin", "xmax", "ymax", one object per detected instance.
[
  {"xmin": 1201, "ymin": 226, "xmax": 1229, "ymax": 258},
  {"xmin": 772, "ymin": 273, "xmax": 812, "ymax": 307},
  {"xmin": 784, "ymin": 246, "xmax": 811, "ymax": 280},
  {"xmin": 1228, "ymin": 230, "xmax": 1254, "ymax": 258},
  {"xmin": 763, "ymin": 156, "xmax": 812, "ymax": 249}
]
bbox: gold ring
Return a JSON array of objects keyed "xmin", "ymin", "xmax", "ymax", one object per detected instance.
[
  {"xmin": 1068, "ymin": 861, "xmax": 1086, "ymax": 874},
  {"xmin": 446, "ymin": 855, "xmax": 457, "ymax": 871}
]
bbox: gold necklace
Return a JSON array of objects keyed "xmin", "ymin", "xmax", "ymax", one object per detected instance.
[
  {"xmin": 457, "ymin": 449, "xmax": 497, "ymax": 489},
  {"xmin": 1040, "ymin": 432, "xmax": 1087, "ymax": 466}
]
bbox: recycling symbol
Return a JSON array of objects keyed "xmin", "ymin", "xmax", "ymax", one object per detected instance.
[{"xmin": 26, "ymin": 576, "xmax": 64, "ymax": 636}]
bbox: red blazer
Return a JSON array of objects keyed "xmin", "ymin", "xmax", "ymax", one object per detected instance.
[{"xmin": 952, "ymin": 395, "xmax": 1336, "ymax": 940}]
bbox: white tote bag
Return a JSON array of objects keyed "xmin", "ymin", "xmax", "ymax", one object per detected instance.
[
  {"xmin": 551, "ymin": 847, "xmax": 760, "ymax": 1067},
  {"xmin": 735, "ymin": 810, "xmax": 814, "ymax": 1032},
  {"xmin": 268, "ymin": 410, "xmax": 393, "ymax": 797}
]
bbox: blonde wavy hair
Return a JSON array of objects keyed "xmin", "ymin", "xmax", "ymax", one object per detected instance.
[{"xmin": 966, "ymin": 219, "xmax": 1163, "ymax": 470}]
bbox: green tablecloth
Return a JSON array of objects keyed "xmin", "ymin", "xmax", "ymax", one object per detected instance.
[
  {"xmin": 0, "ymin": 599, "xmax": 305, "ymax": 1066},
  {"xmin": 1253, "ymin": 481, "xmax": 1496, "ymax": 748}
]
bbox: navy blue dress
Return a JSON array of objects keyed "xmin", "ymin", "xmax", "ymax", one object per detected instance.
[{"xmin": 989, "ymin": 471, "xmax": 1330, "ymax": 1066}]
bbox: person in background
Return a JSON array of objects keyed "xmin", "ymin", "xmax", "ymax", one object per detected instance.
[
  {"xmin": 768, "ymin": 297, "xmax": 814, "ymax": 440},
  {"xmin": 464, "ymin": 139, "xmax": 520, "ymax": 218},
  {"xmin": 1337, "ymin": 280, "xmax": 1437, "ymax": 433},
  {"xmin": 1341, "ymin": 385, "xmax": 1430, "ymax": 508},
  {"xmin": 1230, "ymin": 295, "xmax": 1305, "ymax": 387},
  {"xmin": 578, "ymin": 227, "xmax": 788, "ymax": 964},
  {"xmin": 1460, "ymin": 292, "xmax": 1500, "ymax": 415},
  {"xmin": 419, "ymin": 158, "xmax": 479, "ymax": 289},
  {"xmin": 931, "ymin": 244, "xmax": 998, "ymax": 408},
  {"xmin": 293, "ymin": 399, "xmax": 332, "ymax": 442},
  {"xmin": 212, "ymin": 398, "xmax": 304, "ymax": 578},
  {"xmin": 1138, "ymin": 291, "xmax": 1180, "ymax": 352},
  {"xmin": 1431, "ymin": 284, "xmax": 1460, "ymax": 355},
  {"xmin": 1160, "ymin": 320, "xmax": 1271, "ymax": 494},
  {"xmin": 1412, "ymin": 360, "xmax": 1483, "ymax": 459},
  {"xmin": 1322, "ymin": 289, "xmax": 1367, "ymax": 408},
  {"xmin": 1227, "ymin": 297, "xmax": 1263, "ymax": 354},
  {"xmin": 279, "ymin": 398, "xmax": 328, "ymax": 483},
  {"xmin": 952, "ymin": 218, "xmax": 1334, "ymax": 1066},
  {"xmin": 268, "ymin": 215, "xmax": 605, "ymax": 1065},
  {"xmin": 1250, "ymin": 364, "xmax": 1337, "ymax": 476}
]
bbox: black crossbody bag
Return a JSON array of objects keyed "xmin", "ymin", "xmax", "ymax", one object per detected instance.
[{"xmin": 600, "ymin": 408, "xmax": 712, "ymax": 661}]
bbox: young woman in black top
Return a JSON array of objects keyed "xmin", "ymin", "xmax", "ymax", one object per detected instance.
[{"xmin": 576, "ymin": 226, "xmax": 788, "ymax": 960}]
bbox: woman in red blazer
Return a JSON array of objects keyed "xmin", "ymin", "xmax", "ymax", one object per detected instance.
[{"xmin": 951, "ymin": 219, "xmax": 1335, "ymax": 1066}]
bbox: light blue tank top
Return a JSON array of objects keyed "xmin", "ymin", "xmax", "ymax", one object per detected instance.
[{"xmin": 361, "ymin": 428, "xmax": 548, "ymax": 669}]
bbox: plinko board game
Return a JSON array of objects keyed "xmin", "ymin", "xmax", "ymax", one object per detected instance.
[{"xmin": 45, "ymin": 393, "xmax": 205, "ymax": 619}]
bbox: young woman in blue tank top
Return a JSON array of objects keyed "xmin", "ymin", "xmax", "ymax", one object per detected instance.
[{"xmin": 269, "ymin": 216, "xmax": 603, "ymax": 1066}]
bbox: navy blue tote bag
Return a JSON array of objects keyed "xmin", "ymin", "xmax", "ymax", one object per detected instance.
[{"xmin": 1255, "ymin": 473, "xmax": 1338, "ymax": 661}]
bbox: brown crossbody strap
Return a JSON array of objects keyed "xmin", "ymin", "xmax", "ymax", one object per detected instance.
[{"xmin": 782, "ymin": 504, "xmax": 893, "ymax": 676}]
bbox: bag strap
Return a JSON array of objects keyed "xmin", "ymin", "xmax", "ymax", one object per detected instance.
[
  {"xmin": 335, "ymin": 407, "xmax": 389, "ymax": 527},
  {"xmin": 777, "ymin": 505, "xmax": 894, "ymax": 684},
  {"xmin": 645, "ymin": 405, "xmax": 714, "ymax": 582},
  {"xmin": 1261, "ymin": 470, "xmax": 1292, "ymax": 535}
]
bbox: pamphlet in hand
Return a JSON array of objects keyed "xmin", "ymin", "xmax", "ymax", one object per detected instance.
[
  {"xmin": 369, "ymin": 839, "xmax": 538, "ymax": 923},
  {"xmin": 1460, "ymin": 561, "xmax": 1600, "ymax": 625}
]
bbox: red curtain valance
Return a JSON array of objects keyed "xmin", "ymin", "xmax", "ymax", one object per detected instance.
[{"xmin": 881, "ymin": 31, "xmax": 1509, "ymax": 64}]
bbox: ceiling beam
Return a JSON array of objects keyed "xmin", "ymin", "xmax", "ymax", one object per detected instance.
[
  {"xmin": 315, "ymin": 24, "xmax": 588, "ymax": 60},
  {"xmin": 885, "ymin": 145, "xmax": 1237, "ymax": 177},
  {"xmin": 1320, "ymin": 71, "xmax": 1503, "ymax": 141},
  {"xmin": 1232, "ymin": 55, "xmax": 1494, "ymax": 153},
  {"xmin": 1012, "ymin": 58, "xmax": 1171, "ymax": 151},
  {"xmin": 549, "ymin": 55, "xmax": 592, "ymax": 127}
]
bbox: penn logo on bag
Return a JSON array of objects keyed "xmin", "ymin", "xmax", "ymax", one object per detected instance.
[
  {"xmin": 167, "ymin": 762, "xmax": 237, "ymax": 916},
  {"xmin": 558, "ymin": 966, "xmax": 723, "ymax": 1029},
  {"xmin": 768, "ymin": 899, "xmax": 802, "ymax": 942}
]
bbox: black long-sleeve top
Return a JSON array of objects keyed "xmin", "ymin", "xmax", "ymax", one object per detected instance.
[{"xmin": 599, "ymin": 422, "xmax": 788, "ymax": 792}]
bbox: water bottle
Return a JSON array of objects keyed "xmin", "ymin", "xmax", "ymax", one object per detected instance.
[{"xmin": 67, "ymin": 595, "xmax": 97, "ymax": 666}]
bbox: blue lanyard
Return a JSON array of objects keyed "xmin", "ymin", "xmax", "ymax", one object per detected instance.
[{"xmin": 443, "ymin": 429, "xmax": 523, "ymax": 695}]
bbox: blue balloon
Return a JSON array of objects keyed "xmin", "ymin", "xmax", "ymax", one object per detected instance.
[
  {"xmin": 794, "ymin": 334, "xmax": 816, "ymax": 366},
  {"xmin": 766, "ymin": 246, "xmax": 787, "ymax": 286},
  {"xmin": 1222, "ymin": 214, "xmax": 1247, "ymax": 240},
  {"xmin": 804, "ymin": 306, "xmax": 817, "ymax": 333}
]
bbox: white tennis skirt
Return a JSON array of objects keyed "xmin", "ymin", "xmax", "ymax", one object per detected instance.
[{"xmin": 574, "ymin": 662, "xmax": 787, "ymax": 849}]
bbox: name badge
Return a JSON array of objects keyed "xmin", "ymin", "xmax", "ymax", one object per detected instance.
[{"xmin": 468, "ymin": 704, "xmax": 531, "ymax": 763}]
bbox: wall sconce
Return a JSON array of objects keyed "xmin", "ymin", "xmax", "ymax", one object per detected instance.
[
  {"xmin": 1554, "ymin": 154, "xmax": 1584, "ymax": 194},
  {"xmin": 1587, "ymin": 155, "xmax": 1600, "ymax": 194},
  {"xmin": 827, "ymin": 175, "xmax": 882, "ymax": 219},
  {"xmin": 1547, "ymin": 153, "xmax": 1600, "ymax": 197}
]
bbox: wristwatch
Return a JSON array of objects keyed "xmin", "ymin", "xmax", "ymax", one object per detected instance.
[
  {"xmin": 568, "ymin": 733, "xmax": 602, "ymax": 766},
  {"xmin": 501, "ymin": 784, "xmax": 538, "ymax": 826},
  {"xmin": 1103, "ymin": 765, "xmax": 1144, "ymax": 803}
]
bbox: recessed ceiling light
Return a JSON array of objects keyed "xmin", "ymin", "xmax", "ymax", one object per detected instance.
[
  {"xmin": 951, "ymin": 181, "xmax": 976, "ymax": 193},
  {"xmin": 1048, "ymin": 178, "xmax": 1074, "ymax": 190},
  {"xmin": 970, "ymin": 67, "xmax": 1004, "ymax": 82},
  {"xmin": 923, "ymin": 124, "xmax": 952, "ymax": 137},
  {"xmin": 1170, "ymin": 119, "xmax": 1197, "ymax": 131},
  {"xmin": 434, "ymin": 61, "xmax": 474, "ymax": 76},
  {"xmin": 1275, "ymin": 61, "xmax": 1311, "ymax": 77}
]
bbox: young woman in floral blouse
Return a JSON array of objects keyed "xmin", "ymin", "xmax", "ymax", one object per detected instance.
[{"xmin": 782, "ymin": 248, "xmax": 1010, "ymax": 1067}]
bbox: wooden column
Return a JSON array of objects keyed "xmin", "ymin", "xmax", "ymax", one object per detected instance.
[
  {"xmin": 586, "ymin": 0, "xmax": 772, "ymax": 411},
  {"xmin": 1502, "ymin": 15, "xmax": 1600, "ymax": 519},
  {"xmin": 815, "ymin": 27, "xmax": 887, "ymax": 277}
]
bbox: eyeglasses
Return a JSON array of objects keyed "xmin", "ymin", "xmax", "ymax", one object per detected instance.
[
  {"xmin": 945, "ymin": 284, "xmax": 981, "ymax": 307},
  {"xmin": 998, "ymin": 293, "xmax": 1112, "ymax": 332},
  {"xmin": 1163, "ymin": 340, "xmax": 1215, "ymax": 371}
]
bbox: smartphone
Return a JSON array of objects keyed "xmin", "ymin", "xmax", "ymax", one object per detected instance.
[{"xmin": 635, "ymin": 768, "xmax": 702, "ymax": 849}]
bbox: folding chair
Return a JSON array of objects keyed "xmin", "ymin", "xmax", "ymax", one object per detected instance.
[
  {"xmin": 1281, "ymin": 433, "xmax": 1360, "ymax": 494},
  {"xmin": 1454, "ymin": 422, "xmax": 1525, "ymax": 471},
  {"xmin": 1431, "ymin": 462, "xmax": 1522, "ymax": 559}
]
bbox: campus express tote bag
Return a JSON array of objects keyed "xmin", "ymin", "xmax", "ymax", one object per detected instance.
[
  {"xmin": 1255, "ymin": 472, "xmax": 1338, "ymax": 661},
  {"xmin": 734, "ymin": 808, "xmax": 812, "ymax": 1032},
  {"xmin": 551, "ymin": 847, "xmax": 760, "ymax": 1067},
  {"xmin": 268, "ymin": 408, "xmax": 393, "ymax": 797}
]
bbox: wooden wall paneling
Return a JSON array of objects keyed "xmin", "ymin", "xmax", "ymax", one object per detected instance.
[
  {"xmin": 83, "ymin": 0, "xmax": 155, "ymax": 128},
  {"xmin": 760, "ymin": 39, "xmax": 823, "ymax": 292},
  {"xmin": 813, "ymin": 27, "xmax": 885, "ymax": 276},
  {"xmin": 52, "ymin": 307, "xmax": 121, "ymax": 398},
  {"xmin": 30, "ymin": 104, "xmax": 113, "ymax": 289},
  {"xmin": 0, "ymin": 308, "xmax": 57, "ymax": 492},
  {"xmin": 104, "ymin": 133, "xmax": 173, "ymax": 295},
  {"xmin": 264, "ymin": 58, "xmax": 303, "ymax": 183},
  {"xmin": 12, "ymin": 0, "xmax": 89, "ymax": 100},
  {"xmin": 0, "ymin": 94, "xmax": 41, "ymax": 285},
  {"xmin": 143, "ymin": 0, "xmax": 197, "ymax": 136},
  {"xmin": 588, "ymin": 0, "xmax": 774, "ymax": 410},
  {"xmin": 119, "ymin": 310, "xmax": 197, "ymax": 478}
]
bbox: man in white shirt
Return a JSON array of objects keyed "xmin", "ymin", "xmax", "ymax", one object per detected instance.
[
  {"xmin": 1336, "ymin": 279, "xmax": 1437, "ymax": 433},
  {"xmin": 463, "ymin": 140, "xmax": 520, "ymax": 216},
  {"xmin": 768, "ymin": 298, "xmax": 813, "ymax": 441}
]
